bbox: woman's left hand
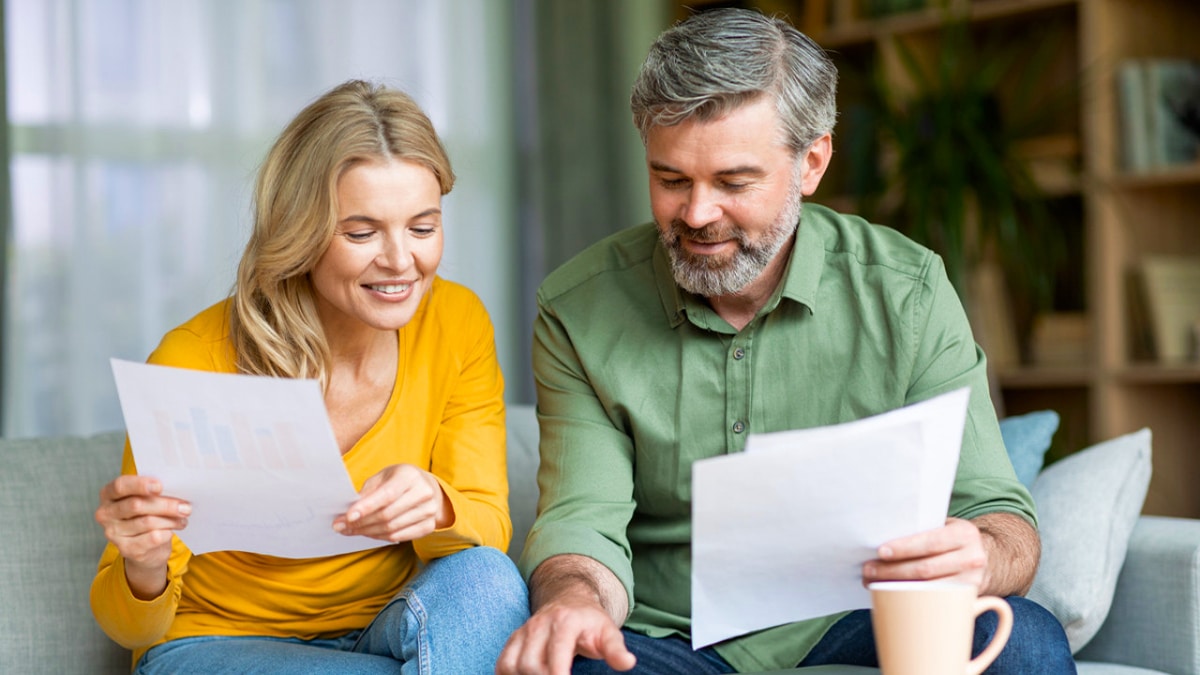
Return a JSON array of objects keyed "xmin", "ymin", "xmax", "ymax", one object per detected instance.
[{"xmin": 333, "ymin": 464, "xmax": 453, "ymax": 542}]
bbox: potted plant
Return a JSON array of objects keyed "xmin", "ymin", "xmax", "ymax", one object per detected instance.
[{"xmin": 848, "ymin": 8, "xmax": 1073, "ymax": 363}]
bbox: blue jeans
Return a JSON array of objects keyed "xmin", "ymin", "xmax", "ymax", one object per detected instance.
[
  {"xmin": 571, "ymin": 630, "xmax": 733, "ymax": 674},
  {"xmin": 800, "ymin": 596, "xmax": 1077, "ymax": 674},
  {"xmin": 135, "ymin": 546, "xmax": 529, "ymax": 675},
  {"xmin": 571, "ymin": 597, "xmax": 1073, "ymax": 674}
]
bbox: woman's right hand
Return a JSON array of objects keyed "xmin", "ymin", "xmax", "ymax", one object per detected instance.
[{"xmin": 95, "ymin": 475, "xmax": 190, "ymax": 599}]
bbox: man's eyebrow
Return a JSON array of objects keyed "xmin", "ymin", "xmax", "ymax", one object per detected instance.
[
  {"xmin": 715, "ymin": 165, "xmax": 765, "ymax": 177},
  {"xmin": 648, "ymin": 160, "xmax": 764, "ymax": 177}
]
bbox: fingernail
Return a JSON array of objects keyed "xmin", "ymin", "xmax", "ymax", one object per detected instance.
[
  {"xmin": 178, "ymin": 503, "xmax": 192, "ymax": 516},
  {"xmin": 347, "ymin": 510, "xmax": 360, "ymax": 523},
  {"xmin": 332, "ymin": 521, "xmax": 345, "ymax": 533},
  {"xmin": 879, "ymin": 546, "xmax": 893, "ymax": 558}
]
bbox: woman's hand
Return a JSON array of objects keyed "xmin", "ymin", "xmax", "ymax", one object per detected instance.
[
  {"xmin": 333, "ymin": 464, "xmax": 453, "ymax": 542},
  {"xmin": 94, "ymin": 475, "xmax": 189, "ymax": 599}
]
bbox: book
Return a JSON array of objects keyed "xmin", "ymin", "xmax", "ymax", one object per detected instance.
[
  {"xmin": 1117, "ymin": 60, "xmax": 1151, "ymax": 172},
  {"xmin": 1117, "ymin": 58, "xmax": 1200, "ymax": 173},
  {"xmin": 1146, "ymin": 59, "xmax": 1200, "ymax": 168},
  {"xmin": 1140, "ymin": 256, "xmax": 1200, "ymax": 363},
  {"xmin": 968, "ymin": 260, "xmax": 1020, "ymax": 370},
  {"xmin": 1029, "ymin": 312, "xmax": 1090, "ymax": 366}
]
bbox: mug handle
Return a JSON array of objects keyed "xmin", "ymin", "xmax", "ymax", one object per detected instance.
[{"xmin": 965, "ymin": 595, "xmax": 1013, "ymax": 675}]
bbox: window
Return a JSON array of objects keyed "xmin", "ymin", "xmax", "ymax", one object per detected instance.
[{"xmin": 3, "ymin": 0, "xmax": 517, "ymax": 436}]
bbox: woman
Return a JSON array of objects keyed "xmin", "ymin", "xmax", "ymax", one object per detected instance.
[{"xmin": 91, "ymin": 79, "xmax": 528, "ymax": 674}]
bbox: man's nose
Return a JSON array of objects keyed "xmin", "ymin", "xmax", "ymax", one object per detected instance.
[{"xmin": 680, "ymin": 184, "xmax": 721, "ymax": 228}]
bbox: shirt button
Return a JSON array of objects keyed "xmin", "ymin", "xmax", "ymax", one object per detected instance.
[
  {"xmin": 732, "ymin": 421, "xmax": 746, "ymax": 434},
  {"xmin": 733, "ymin": 347, "xmax": 746, "ymax": 360}
]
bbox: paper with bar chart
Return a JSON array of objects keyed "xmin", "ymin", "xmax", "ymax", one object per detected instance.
[{"xmin": 111, "ymin": 358, "xmax": 390, "ymax": 558}]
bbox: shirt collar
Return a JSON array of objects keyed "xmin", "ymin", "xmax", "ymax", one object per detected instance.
[
  {"xmin": 781, "ymin": 207, "xmax": 826, "ymax": 314},
  {"xmin": 651, "ymin": 207, "xmax": 828, "ymax": 329}
]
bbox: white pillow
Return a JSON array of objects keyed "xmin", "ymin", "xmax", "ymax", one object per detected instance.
[{"xmin": 1026, "ymin": 428, "xmax": 1152, "ymax": 653}]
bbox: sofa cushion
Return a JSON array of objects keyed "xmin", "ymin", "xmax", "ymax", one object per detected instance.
[
  {"xmin": 506, "ymin": 404, "xmax": 540, "ymax": 563},
  {"xmin": 1027, "ymin": 428, "xmax": 1152, "ymax": 654},
  {"xmin": 0, "ymin": 431, "xmax": 130, "ymax": 674},
  {"xmin": 999, "ymin": 409, "xmax": 1059, "ymax": 489}
]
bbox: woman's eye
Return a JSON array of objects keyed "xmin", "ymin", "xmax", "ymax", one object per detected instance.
[
  {"xmin": 412, "ymin": 226, "xmax": 438, "ymax": 237},
  {"xmin": 344, "ymin": 231, "xmax": 374, "ymax": 241}
]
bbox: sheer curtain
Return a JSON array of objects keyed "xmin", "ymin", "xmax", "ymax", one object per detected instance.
[{"xmin": 3, "ymin": 0, "xmax": 517, "ymax": 437}]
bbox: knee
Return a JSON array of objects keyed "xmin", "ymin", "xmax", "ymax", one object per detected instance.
[
  {"xmin": 441, "ymin": 546, "xmax": 524, "ymax": 586},
  {"xmin": 426, "ymin": 546, "xmax": 529, "ymax": 612},
  {"xmin": 975, "ymin": 597, "xmax": 1075, "ymax": 674}
]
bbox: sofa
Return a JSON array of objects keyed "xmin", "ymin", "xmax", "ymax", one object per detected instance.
[{"xmin": 1, "ymin": 403, "xmax": 1197, "ymax": 674}]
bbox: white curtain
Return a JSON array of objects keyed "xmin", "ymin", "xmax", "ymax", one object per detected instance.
[{"xmin": 3, "ymin": 0, "xmax": 518, "ymax": 437}]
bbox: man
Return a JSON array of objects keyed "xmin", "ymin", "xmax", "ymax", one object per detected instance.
[{"xmin": 497, "ymin": 8, "xmax": 1075, "ymax": 675}]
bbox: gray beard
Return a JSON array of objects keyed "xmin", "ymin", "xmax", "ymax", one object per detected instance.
[{"xmin": 660, "ymin": 187, "xmax": 804, "ymax": 298}]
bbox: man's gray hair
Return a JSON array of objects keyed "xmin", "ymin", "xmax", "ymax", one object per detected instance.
[{"xmin": 630, "ymin": 8, "xmax": 838, "ymax": 155}]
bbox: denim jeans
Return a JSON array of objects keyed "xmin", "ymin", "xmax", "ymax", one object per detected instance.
[
  {"xmin": 135, "ymin": 546, "xmax": 529, "ymax": 675},
  {"xmin": 571, "ymin": 630, "xmax": 733, "ymax": 675},
  {"xmin": 800, "ymin": 596, "xmax": 1077, "ymax": 674},
  {"xmin": 572, "ymin": 596, "xmax": 1073, "ymax": 674}
]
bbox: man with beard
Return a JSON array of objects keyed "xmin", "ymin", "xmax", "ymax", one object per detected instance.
[{"xmin": 497, "ymin": 8, "xmax": 1075, "ymax": 675}]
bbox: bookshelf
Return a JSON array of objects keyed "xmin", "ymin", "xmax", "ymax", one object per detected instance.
[{"xmin": 670, "ymin": 0, "xmax": 1200, "ymax": 517}]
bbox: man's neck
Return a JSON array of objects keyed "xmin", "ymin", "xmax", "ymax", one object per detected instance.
[{"xmin": 706, "ymin": 238, "xmax": 794, "ymax": 331}]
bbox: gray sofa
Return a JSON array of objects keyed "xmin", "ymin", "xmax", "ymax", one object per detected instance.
[{"xmin": 1, "ymin": 403, "xmax": 1197, "ymax": 674}]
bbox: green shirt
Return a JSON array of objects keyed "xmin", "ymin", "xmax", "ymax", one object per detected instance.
[{"xmin": 520, "ymin": 203, "xmax": 1035, "ymax": 673}]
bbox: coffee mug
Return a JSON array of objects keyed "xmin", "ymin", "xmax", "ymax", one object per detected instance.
[{"xmin": 869, "ymin": 580, "xmax": 1012, "ymax": 675}]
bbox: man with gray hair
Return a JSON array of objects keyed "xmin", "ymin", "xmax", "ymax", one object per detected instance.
[{"xmin": 497, "ymin": 8, "xmax": 1074, "ymax": 675}]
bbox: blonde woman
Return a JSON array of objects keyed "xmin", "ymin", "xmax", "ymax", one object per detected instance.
[{"xmin": 92, "ymin": 79, "xmax": 528, "ymax": 674}]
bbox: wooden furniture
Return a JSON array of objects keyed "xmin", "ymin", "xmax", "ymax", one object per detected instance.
[{"xmin": 671, "ymin": 0, "xmax": 1200, "ymax": 517}]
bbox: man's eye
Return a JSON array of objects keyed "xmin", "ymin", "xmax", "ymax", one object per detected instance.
[
  {"xmin": 721, "ymin": 182, "xmax": 749, "ymax": 192},
  {"xmin": 659, "ymin": 178, "xmax": 688, "ymax": 189}
]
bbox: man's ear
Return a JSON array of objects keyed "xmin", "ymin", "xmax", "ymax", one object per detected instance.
[{"xmin": 799, "ymin": 134, "xmax": 833, "ymax": 196}]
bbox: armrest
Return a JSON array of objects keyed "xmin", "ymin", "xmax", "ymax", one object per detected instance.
[{"xmin": 1074, "ymin": 516, "xmax": 1200, "ymax": 673}]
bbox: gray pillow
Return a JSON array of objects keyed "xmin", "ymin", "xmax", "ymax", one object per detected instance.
[
  {"xmin": 1026, "ymin": 428, "xmax": 1152, "ymax": 653},
  {"xmin": 505, "ymin": 404, "xmax": 540, "ymax": 564}
]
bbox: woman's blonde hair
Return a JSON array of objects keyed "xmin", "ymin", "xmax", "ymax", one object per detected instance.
[{"xmin": 229, "ymin": 79, "xmax": 454, "ymax": 387}]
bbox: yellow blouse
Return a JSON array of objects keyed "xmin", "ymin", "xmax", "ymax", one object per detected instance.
[{"xmin": 90, "ymin": 278, "xmax": 511, "ymax": 666}]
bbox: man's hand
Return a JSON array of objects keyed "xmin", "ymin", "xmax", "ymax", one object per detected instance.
[
  {"xmin": 496, "ymin": 554, "xmax": 636, "ymax": 675},
  {"xmin": 862, "ymin": 513, "xmax": 1039, "ymax": 597},
  {"xmin": 496, "ymin": 596, "xmax": 635, "ymax": 675}
]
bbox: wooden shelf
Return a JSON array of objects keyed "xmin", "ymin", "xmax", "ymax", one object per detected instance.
[
  {"xmin": 1108, "ymin": 163, "xmax": 1200, "ymax": 190},
  {"xmin": 820, "ymin": 0, "xmax": 1077, "ymax": 47},
  {"xmin": 1115, "ymin": 363, "xmax": 1200, "ymax": 385},
  {"xmin": 996, "ymin": 365, "xmax": 1093, "ymax": 389}
]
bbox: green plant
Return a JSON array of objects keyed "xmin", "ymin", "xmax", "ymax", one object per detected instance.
[{"xmin": 855, "ymin": 8, "xmax": 1072, "ymax": 317}]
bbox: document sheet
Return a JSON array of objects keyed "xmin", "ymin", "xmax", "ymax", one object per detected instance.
[
  {"xmin": 691, "ymin": 387, "xmax": 970, "ymax": 647},
  {"xmin": 111, "ymin": 358, "xmax": 390, "ymax": 558}
]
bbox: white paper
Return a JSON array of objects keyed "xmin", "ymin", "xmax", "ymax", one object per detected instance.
[
  {"xmin": 691, "ymin": 387, "xmax": 970, "ymax": 647},
  {"xmin": 111, "ymin": 358, "xmax": 390, "ymax": 558}
]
